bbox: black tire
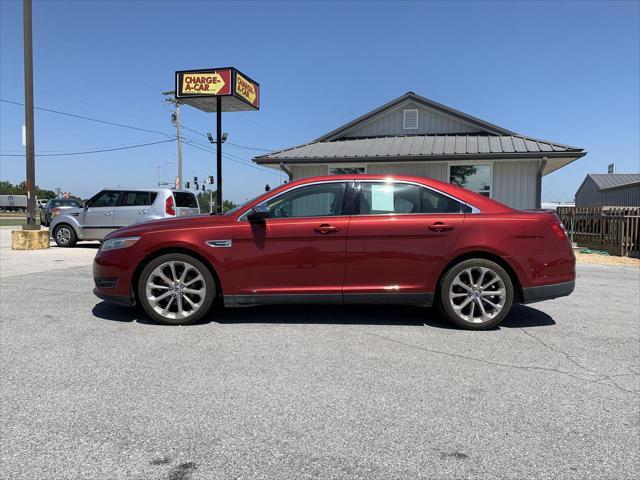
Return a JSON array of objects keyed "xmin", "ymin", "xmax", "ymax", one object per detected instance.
[
  {"xmin": 137, "ymin": 253, "xmax": 216, "ymax": 326},
  {"xmin": 53, "ymin": 224, "xmax": 77, "ymax": 247},
  {"xmin": 438, "ymin": 258, "xmax": 514, "ymax": 330}
]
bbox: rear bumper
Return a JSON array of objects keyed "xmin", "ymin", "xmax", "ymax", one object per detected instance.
[
  {"xmin": 522, "ymin": 280, "xmax": 575, "ymax": 304},
  {"xmin": 93, "ymin": 288, "xmax": 135, "ymax": 307}
]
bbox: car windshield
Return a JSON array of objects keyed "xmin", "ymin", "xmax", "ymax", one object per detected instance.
[
  {"xmin": 224, "ymin": 192, "xmax": 268, "ymax": 216},
  {"xmin": 52, "ymin": 199, "xmax": 81, "ymax": 207}
]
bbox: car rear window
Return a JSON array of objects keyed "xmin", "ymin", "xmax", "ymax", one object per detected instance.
[
  {"xmin": 121, "ymin": 191, "xmax": 158, "ymax": 206},
  {"xmin": 173, "ymin": 192, "xmax": 198, "ymax": 208}
]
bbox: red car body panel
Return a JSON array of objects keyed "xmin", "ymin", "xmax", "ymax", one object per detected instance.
[{"xmin": 93, "ymin": 174, "xmax": 575, "ymax": 307}]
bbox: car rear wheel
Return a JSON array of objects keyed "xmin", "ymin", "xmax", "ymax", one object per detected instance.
[
  {"xmin": 138, "ymin": 253, "xmax": 215, "ymax": 325},
  {"xmin": 438, "ymin": 258, "xmax": 514, "ymax": 330},
  {"xmin": 53, "ymin": 224, "xmax": 77, "ymax": 247}
]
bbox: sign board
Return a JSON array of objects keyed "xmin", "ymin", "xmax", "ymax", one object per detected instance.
[
  {"xmin": 175, "ymin": 67, "xmax": 260, "ymax": 112},
  {"xmin": 607, "ymin": 163, "xmax": 615, "ymax": 174}
]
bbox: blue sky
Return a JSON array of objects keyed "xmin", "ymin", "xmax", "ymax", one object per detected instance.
[{"xmin": 1, "ymin": 0, "xmax": 638, "ymax": 203}]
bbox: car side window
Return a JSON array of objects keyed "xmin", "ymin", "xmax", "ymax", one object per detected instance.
[
  {"xmin": 89, "ymin": 191, "xmax": 120, "ymax": 208},
  {"xmin": 421, "ymin": 188, "xmax": 463, "ymax": 213},
  {"xmin": 357, "ymin": 182, "xmax": 462, "ymax": 215},
  {"xmin": 264, "ymin": 183, "xmax": 347, "ymax": 218},
  {"xmin": 122, "ymin": 191, "xmax": 156, "ymax": 206}
]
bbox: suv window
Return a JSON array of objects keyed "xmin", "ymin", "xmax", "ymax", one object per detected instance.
[
  {"xmin": 357, "ymin": 182, "xmax": 462, "ymax": 215},
  {"xmin": 264, "ymin": 182, "xmax": 347, "ymax": 218},
  {"xmin": 173, "ymin": 192, "xmax": 198, "ymax": 208},
  {"xmin": 89, "ymin": 191, "xmax": 120, "ymax": 208},
  {"xmin": 121, "ymin": 191, "xmax": 157, "ymax": 206}
]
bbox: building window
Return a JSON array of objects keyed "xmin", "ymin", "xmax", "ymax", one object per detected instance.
[
  {"xmin": 329, "ymin": 165, "xmax": 366, "ymax": 175},
  {"xmin": 449, "ymin": 164, "xmax": 492, "ymax": 198},
  {"xmin": 403, "ymin": 109, "xmax": 419, "ymax": 130}
]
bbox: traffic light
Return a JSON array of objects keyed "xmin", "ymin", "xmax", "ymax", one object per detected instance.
[
  {"xmin": 265, "ymin": 184, "xmax": 271, "ymax": 192},
  {"xmin": 185, "ymin": 181, "xmax": 190, "ymax": 189},
  {"xmin": 208, "ymin": 176, "xmax": 214, "ymax": 184},
  {"xmin": 202, "ymin": 185, "xmax": 205, "ymax": 191}
]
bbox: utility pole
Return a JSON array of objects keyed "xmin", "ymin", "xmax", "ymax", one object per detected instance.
[
  {"xmin": 22, "ymin": 0, "xmax": 38, "ymax": 230},
  {"xmin": 163, "ymin": 91, "xmax": 183, "ymax": 189}
]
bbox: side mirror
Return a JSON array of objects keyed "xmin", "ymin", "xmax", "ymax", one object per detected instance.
[
  {"xmin": 247, "ymin": 204, "xmax": 269, "ymax": 222},
  {"xmin": 83, "ymin": 202, "xmax": 89, "ymax": 210}
]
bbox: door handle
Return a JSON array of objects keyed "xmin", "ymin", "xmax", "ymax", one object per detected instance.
[
  {"xmin": 138, "ymin": 210, "xmax": 148, "ymax": 215},
  {"xmin": 104, "ymin": 212, "xmax": 113, "ymax": 216},
  {"xmin": 314, "ymin": 224, "xmax": 340, "ymax": 234},
  {"xmin": 429, "ymin": 222, "xmax": 454, "ymax": 232}
]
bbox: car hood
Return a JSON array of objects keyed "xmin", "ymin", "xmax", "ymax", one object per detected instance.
[{"xmin": 105, "ymin": 214, "xmax": 235, "ymax": 239}]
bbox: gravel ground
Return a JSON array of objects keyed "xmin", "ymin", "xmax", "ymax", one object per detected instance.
[
  {"xmin": 0, "ymin": 244, "xmax": 639, "ymax": 479},
  {"xmin": 575, "ymin": 251, "xmax": 640, "ymax": 267}
]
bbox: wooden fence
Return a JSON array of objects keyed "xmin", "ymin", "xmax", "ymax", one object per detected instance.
[{"xmin": 556, "ymin": 206, "xmax": 640, "ymax": 257}]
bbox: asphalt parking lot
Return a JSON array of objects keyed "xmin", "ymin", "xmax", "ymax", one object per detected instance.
[{"xmin": 1, "ymin": 227, "xmax": 639, "ymax": 480}]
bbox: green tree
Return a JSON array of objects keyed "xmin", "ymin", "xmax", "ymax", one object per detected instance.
[
  {"xmin": 0, "ymin": 180, "xmax": 56, "ymax": 199},
  {"xmin": 449, "ymin": 166, "xmax": 477, "ymax": 187}
]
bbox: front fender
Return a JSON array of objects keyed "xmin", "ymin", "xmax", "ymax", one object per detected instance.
[{"xmin": 133, "ymin": 229, "xmax": 234, "ymax": 296}]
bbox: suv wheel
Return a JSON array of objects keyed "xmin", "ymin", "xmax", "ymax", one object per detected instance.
[
  {"xmin": 138, "ymin": 253, "xmax": 216, "ymax": 325},
  {"xmin": 53, "ymin": 224, "xmax": 77, "ymax": 247},
  {"xmin": 438, "ymin": 258, "xmax": 514, "ymax": 330}
]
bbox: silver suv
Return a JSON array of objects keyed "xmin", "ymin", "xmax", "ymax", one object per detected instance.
[{"xmin": 50, "ymin": 188, "xmax": 200, "ymax": 247}]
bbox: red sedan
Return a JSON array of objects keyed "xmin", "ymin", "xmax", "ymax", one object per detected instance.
[{"xmin": 93, "ymin": 175, "xmax": 575, "ymax": 329}]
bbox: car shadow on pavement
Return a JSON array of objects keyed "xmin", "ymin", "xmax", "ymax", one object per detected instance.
[{"xmin": 92, "ymin": 302, "xmax": 555, "ymax": 329}]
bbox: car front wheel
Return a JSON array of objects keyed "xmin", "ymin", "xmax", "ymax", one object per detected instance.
[
  {"xmin": 53, "ymin": 224, "xmax": 77, "ymax": 247},
  {"xmin": 438, "ymin": 258, "xmax": 514, "ymax": 330},
  {"xmin": 138, "ymin": 253, "xmax": 216, "ymax": 325}
]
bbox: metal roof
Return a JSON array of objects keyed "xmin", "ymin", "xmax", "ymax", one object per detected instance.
[
  {"xmin": 255, "ymin": 134, "xmax": 585, "ymax": 163},
  {"xmin": 315, "ymin": 92, "xmax": 516, "ymax": 141},
  {"xmin": 588, "ymin": 174, "xmax": 640, "ymax": 190}
]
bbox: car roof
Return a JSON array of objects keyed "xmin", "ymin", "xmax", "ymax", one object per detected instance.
[
  {"xmin": 100, "ymin": 187, "xmax": 195, "ymax": 193},
  {"xmin": 262, "ymin": 174, "xmax": 512, "ymax": 213}
]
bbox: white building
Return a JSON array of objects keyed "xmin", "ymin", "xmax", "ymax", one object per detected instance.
[{"xmin": 253, "ymin": 92, "xmax": 586, "ymax": 209}]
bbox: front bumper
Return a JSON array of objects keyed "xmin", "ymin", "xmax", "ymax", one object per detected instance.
[
  {"xmin": 522, "ymin": 280, "xmax": 575, "ymax": 304},
  {"xmin": 93, "ymin": 288, "xmax": 135, "ymax": 306},
  {"xmin": 93, "ymin": 248, "xmax": 137, "ymax": 307}
]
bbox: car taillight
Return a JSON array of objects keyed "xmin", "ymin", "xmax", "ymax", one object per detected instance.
[
  {"xmin": 165, "ymin": 195, "xmax": 176, "ymax": 216},
  {"xmin": 551, "ymin": 222, "xmax": 567, "ymax": 240},
  {"xmin": 51, "ymin": 207, "xmax": 61, "ymax": 217}
]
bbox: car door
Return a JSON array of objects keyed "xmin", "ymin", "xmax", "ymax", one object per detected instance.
[
  {"xmin": 113, "ymin": 191, "xmax": 157, "ymax": 227},
  {"xmin": 230, "ymin": 181, "xmax": 352, "ymax": 304},
  {"xmin": 79, "ymin": 190, "xmax": 121, "ymax": 239},
  {"xmin": 343, "ymin": 181, "xmax": 466, "ymax": 304}
]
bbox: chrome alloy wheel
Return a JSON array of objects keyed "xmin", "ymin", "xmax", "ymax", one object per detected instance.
[
  {"xmin": 145, "ymin": 260, "xmax": 207, "ymax": 321},
  {"xmin": 449, "ymin": 266, "xmax": 506, "ymax": 324},
  {"xmin": 55, "ymin": 226, "xmax": 72, "ymax": 245}
]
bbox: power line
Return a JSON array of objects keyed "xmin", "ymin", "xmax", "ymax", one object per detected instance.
[
  {"xmin": 0, "ymin": 138, "xmax": 176, "ymax": 157},
  {"xmin": 0, "ymin": 99, "xmax": 174, "ymax": 137},
  {"xmin": 180, "ymin": 124, "xmax": 274, "ymax": 152},
  {"xmin": 182, "ymin": 140, "xmax": 282, "ymax": 176},
  {"xmin": 2, "ymin": 98, "xmax": 277, "ymax": 152},
  {"xmin": 226, "ymin": 142, "xmax": 273, "ymax": 152}
]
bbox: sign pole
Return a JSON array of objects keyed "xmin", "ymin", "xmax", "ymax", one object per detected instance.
[
  {"xmin": 216, "ymin": 96, "xmax": 223, "ymax": 213},
  {"xmin": 22, "ymin": 0, "xmax": 38, "ymax": 231}
]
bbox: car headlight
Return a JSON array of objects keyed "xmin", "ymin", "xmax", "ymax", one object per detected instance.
[{"xmin": 100, "ymin": 236, "xmax": 140, "ymax": 252}]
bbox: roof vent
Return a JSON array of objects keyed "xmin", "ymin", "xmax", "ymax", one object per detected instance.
[{"xmin": 403, "ymin": 109, "xmax": 419, "ymax": 130}]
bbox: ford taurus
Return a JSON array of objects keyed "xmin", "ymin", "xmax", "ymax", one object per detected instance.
[{"xmin": 93, "ymin": 175, "xmax": 575, "ymax": 329}]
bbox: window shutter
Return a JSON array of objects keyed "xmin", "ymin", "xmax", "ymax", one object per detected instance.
[{"xmin": 403, "ymin": 109, "xmax": 419, "ymax": 130}]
